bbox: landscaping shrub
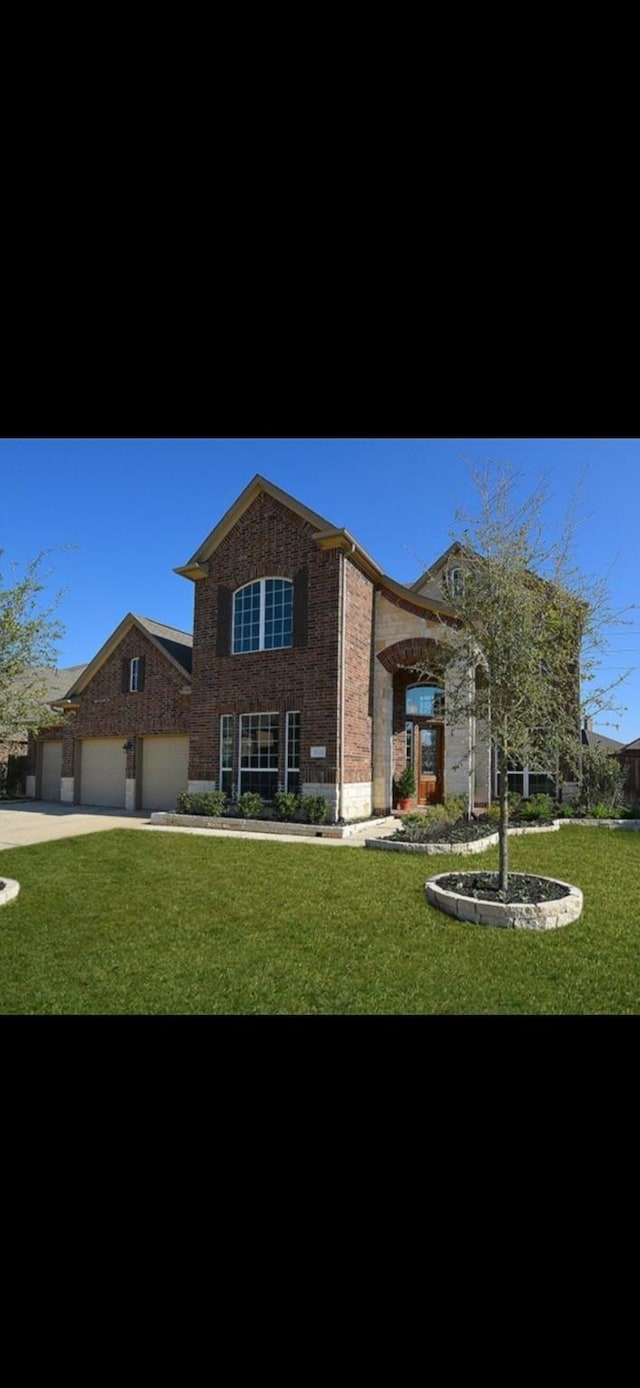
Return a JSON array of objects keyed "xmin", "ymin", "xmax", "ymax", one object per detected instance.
[
  {"xmin": 301, "ymin": 795, "xmax": 329, "ymax": 824},
  {"xmin": 398, "ymin": 821, "xmax": 439, "ymax": 842},
  {"xmin": 3, "ymin": 754, "xmax": 28, "ymax": 797},
  {"xmin": 393, "ymin": 814, "xmax": 495, "ymax": 844},
  {"xmin": 517, "ymin": 793, "xmax": 555, "ymax": 822},
  {"xmin": 394, "ymin": 764, "xmax": 416, "ymax": 802},
  {"xmin": 176, "ymin": 791, "xmax": 227, "ymax": 816},
  {"xmin": 420, "ymin": 804, "xmax": 451, "ymax": 824},
  {"xmin": 236, "ymin": 792, "xmax": 264, "ymax": 819},
  {"xmin": 578, "ymin": 745, "xmax": 627, "ymax": 815},
  {"xmin": 272, "ymin": 791, "xmax": 300, "ymax": 822},
  {"xmin": 399, "ymin": 820, "xmax": 451, "ymax": 842},
  {"xmin": 622, "ymin": 804, "xmax": 640, "ymax": 820},
  {"xmin": 486, "ymin": 793, "xmax": 556, "ymax": 822},
  {"xmin": 443, "ymin": 794, "xmax": 468, "ymax": 821}
]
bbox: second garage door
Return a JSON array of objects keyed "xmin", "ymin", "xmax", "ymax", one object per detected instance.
[
  {"xmin": 79, "ymin": 738, "xmax": 126, "ymax": 808},
  {"xmin": 141, "ymin": 735, "xmax": 189, "ymax": 812}
]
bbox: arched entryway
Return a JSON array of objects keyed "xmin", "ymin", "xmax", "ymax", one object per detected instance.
[{"xmin": 377, "ymin": 637, "xmax": 448, "ymax": 808}]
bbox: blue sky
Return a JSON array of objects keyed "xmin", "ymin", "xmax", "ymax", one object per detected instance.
[{"xmin": 2, "ymin": 438, "xmax": 639, "ymax": 743}]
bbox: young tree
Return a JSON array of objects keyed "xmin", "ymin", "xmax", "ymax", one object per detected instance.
[
  {"xmin": 416, "ymin": 463, "xmax": 630, "ymax": 892},
  {"xmin": 578, "ymin": 743, "xmax": 628, "ymax": 814},
  {"xmin": 0, "ymin": 550, "xmax": 66, "ymax": 740}
]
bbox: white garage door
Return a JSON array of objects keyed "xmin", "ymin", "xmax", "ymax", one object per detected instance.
[
  {"xmin": 80, "ymin": 739, "xmax": 126, "ymax": 808},
  {"xmin": 41, "ymin": 741, "xmax": 63, "ymax": 801},
  {"xmin": 141, "ymin": 736, "xmax": 189, "ymax": 812}
]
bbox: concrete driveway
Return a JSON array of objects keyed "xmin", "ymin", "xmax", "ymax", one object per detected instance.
[
  {"xmin": 0, "ymin": 802, "xmax": 397, "ymax": 851},
  {"xmin": 0, "ymin": 802, "xmax": 150, "ymax": 850}
]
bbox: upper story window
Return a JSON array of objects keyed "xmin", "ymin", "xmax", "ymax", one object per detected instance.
[
  {"xmin": 122, "ymin": 655, "xmax": 145, "ymax": 693},
  {"xmin": 406, "ymin": 684, "xmax": 444, "ymax": 717},
  {"xmin": 446, "ymin": 567, "xmax": 465, "ymax": 599},
  {"xmin": 233, "ymin": 578, "xmax": 293, "ymax": 654}
]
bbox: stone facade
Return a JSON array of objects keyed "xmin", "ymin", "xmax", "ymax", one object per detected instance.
[{"xmin": 342, "ymin": 558, "xmax": 375, "ymax": 816}]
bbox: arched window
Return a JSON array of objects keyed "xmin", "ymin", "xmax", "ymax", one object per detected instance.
[
  {"xmin": 406, "ymin": 684, "xmax": 444, "ymax": 717},
  {"xmin": 233, "ymin": 578, "xmax": 293, "ymax": 653},
  {"xmin": 447, "ymin": 567, "xmax": 464, "ymax": 599}
]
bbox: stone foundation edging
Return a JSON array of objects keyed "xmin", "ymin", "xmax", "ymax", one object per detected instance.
[
  {"xmin": 558, "ymin": 818, "xmax": 640, "ymax": 830},
  {"xmin": 425, "ymin": 872, "xmax": 583, "ymax": 931},
  {"xmin": 149, "ymin": 812, "xmax": 395, "ymax": 839},
  {"xmin": 0, "ymin": 878, "xmax": 20, "ymax": 908},
  {"xmin": 366, "ymin": 833, "xmax": 500, "ymax": 856},
  {"xmin": 367, "ymin": 816, "xmax": 640, "ymax": 855}
]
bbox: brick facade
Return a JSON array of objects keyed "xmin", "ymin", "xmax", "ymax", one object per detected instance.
[
  {"xmin": 189, "ymin": 492, "xmax": 342, "ymax": 792},
  {"xmin": 28, "ymin": 474, "xmax": 530, "ymax": 820},
  {"xmin": 31, "ymin": 626, "xmax": 190, "ymax": 790}
]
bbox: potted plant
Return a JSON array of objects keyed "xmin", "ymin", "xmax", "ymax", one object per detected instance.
[{"xmin": 394, "ymin": 762, "xmax": 416, "ymax": 810}]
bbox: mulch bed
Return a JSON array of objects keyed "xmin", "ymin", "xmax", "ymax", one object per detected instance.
[
  {"xmin": 392, "ymin": 814, "xmax": 556, "ymax": 844},
  {"xmin": 392, "ymin": 816, "xmax": 493, "ymax": 843},
  {"xmin": 436, "ymin": 871, "xmax": 571, "ymax": 905}
]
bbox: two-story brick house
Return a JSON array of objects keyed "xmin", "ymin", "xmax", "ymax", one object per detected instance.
[{"xmin": 30, "ymin": 474, "xmax": 495, "ymax": 816}]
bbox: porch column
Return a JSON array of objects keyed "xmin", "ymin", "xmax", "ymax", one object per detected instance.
[{"xmin": 373, "ymin": 662, "xmax": 394, "ymax": 812}]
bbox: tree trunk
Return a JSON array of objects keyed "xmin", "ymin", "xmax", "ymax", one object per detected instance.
[{"xmin": 498, "ymin": 743, "xmax": 509, "ymax": 892}]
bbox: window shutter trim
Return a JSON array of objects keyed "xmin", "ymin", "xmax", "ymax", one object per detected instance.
[
  {"xmin": 293, "ymin": 567, "xmax": 308, "ymax": 648},
  {"xmin": 217, "ymin": 586, "xmax": 233, "ymax": 656}
]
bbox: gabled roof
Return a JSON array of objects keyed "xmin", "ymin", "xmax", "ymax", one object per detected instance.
[
  {"xmin": 134, "ymin": 616, "xmax": 193, "ymax": 674},
  {"xmin": 56, "ymin": 613, "xmax": 193, "ymax": 703},
  {"xmin": 620, "ymin": 737, "xmax": 640, "ymax": 753},
  {"xmin": 174, "ymin": 474, "xmax": 339, "ymax": 579},
  {"xmin": 0, "ymin": 665, "xmax": 89, "ymax": 740},
  {"xmin": 173, "ymin": 473, "xmax": 457, "ymax": 618},
  {"xmin": 410, "ymin": 542, "xmax": 466, "ymax": 592},
  {"xmin": 11, "ymin": 664, "xmax": 89, "ymax": 704},
  {"xmin": 581, "ymin": 727, "xmax": 627, "ymax": 753}
]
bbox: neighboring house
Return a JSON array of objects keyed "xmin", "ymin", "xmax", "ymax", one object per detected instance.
[
  {"xmin": 580, "ymin": 715, "xmax": 626, "ymax": 755},
  {"xmin": 581, "ymin": 718, "xmax": 640, "ymax": 804},
  {"xmin": 1, "ymin": 665, "xmax": 87, "ymax": 795},
  {"xmin": 28, "ymin": 474, "xmax": 582, "ymax": 818},
  {"xmin": 619, "ymin": 739, "xmax": 640, "ymax": 803}
]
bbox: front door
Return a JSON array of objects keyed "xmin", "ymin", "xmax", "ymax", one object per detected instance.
[{"xmin": 416, "ymin": 724, "xmax": 444, "ymax": 806}]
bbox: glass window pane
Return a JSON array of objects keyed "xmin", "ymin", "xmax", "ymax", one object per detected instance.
[
  {"xmin": 235, "ymin": 579, "xmax": 293, "ymax": 653},
  {"xmin": 406, "ymin": 685, "xmax": 444, "ymax": 716},
  {"xmin": 421, "ymin": 729, "xmax": 436, "ymax": 774},
  {"xmin": 287, "ymin": 712, "xmax": 300, "ymax": 770}
]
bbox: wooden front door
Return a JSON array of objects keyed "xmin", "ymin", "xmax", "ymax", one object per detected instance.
[{"xmin": 414, "ymin": 724, "xmax": 444, "ymax": 806}]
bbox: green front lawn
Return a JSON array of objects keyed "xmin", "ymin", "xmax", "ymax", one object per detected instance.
[{"xmin": 1, "ymin": 828, "xmax": 639, "ymax": 1013}]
